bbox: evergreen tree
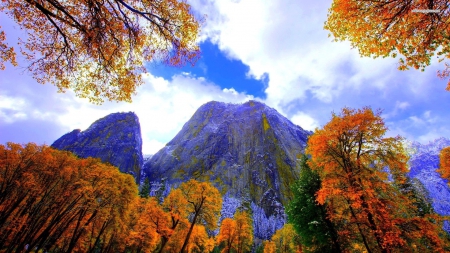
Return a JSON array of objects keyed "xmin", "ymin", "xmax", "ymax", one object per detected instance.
[
  {"xmin": 139, "ymin": 177, "xmax": 151, "ymax": 198},
  {"xmin": 286, "ymin": 154, "xmax": 341, "ymax": 253}
]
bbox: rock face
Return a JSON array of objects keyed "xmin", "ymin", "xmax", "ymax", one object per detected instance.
[
  {"xmin": 51, "ymin": 112, "xmax": 143, "ymax": 183},
  {"xmin": 144, "ymin": 100, "xmax": 311, "ymax": 239},
  {"xmin": 408, "ymin": 138, "xmax": 450, "ymax": 230}
]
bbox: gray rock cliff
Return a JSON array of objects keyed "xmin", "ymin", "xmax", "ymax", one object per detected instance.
[{"xmin": 51, "ymin": 112, "xmax": 143, "ymax": 182}]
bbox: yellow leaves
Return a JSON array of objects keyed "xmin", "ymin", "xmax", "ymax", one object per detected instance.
[
  {"xmin": 263, "ymin": 240, "xmax": 276, "ymax": 253},
  {"xmin": 437, "ymin": 146, "xmax": 450, "ymax": 184},
  {"xmin": 270, "ymin": 224, "xmax": 301, "ymax": 253},
  {"xmin": 325, "ymin": 0, "xmax": 450, "ymax": 90},
  {"xmin": 0, "ymin": 28, "xmax": 17, "ymax": 70},
  {"xmin": 0, "ymin": 0, "xmax": 201, "ymax": 104},
  {"xmin": 0, "ymin": 142, "xmax": 139, "ymax": 252},
  {"xmin": 217, "ymin": 211, "xmax": 253, "ymax": 253}
]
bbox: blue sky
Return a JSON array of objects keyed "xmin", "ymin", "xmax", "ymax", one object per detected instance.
[{"xmin": 2, "ymin": 0, "xmax": 450, "ymax": 155}]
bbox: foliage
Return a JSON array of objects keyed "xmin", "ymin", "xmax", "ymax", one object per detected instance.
[
  {"xmin": 324, "ymin": 0, "xmax": 450, "ymax": 89},
  {"xmin": 438, "ymin": 146, "xmax": 450, "ymax": 183},
  {"xmin": 0, "ymin": 143, "xmax": 236, "ymax": 253},
  {"xmin": 263, "ymin": 240, "xmax": 276, "ymax": 253},
  {"xmin": 158, "ymin": 188, "xmax": 190, "ymax": 253},
  {"xmin": 0, "ymin": 0, "xmax": 200, "ymax": 103},
  {"xmin": 0, "ymin": 142, "xmax": 139, "ymax": 252},
  {"xmin": 217, "ymin": 211, "xmax": 253, "ymax": 253},
  {"xmin": 217, "ymin": 218, "xmax": 237, "ymax": 253},
  {"xmin": 178, "ymin": 179, "xmax": 223, "ymax": 253},
  {"xmin": 271, "ymin": 224, "xmax": 301, "ymax": 253},
  {"xmin": 286, "ymin": 154, "xmax": 341, "ymax": 252},
  {"xmin": 124, "ymin": 197, "xmax": 162, "ymax": 252},
  {"xmin": 306, "ymin": 107, "xmax": 449, "ymax": 253}
]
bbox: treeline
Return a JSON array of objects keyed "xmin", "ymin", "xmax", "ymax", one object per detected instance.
[{"xmin": 0, "ymin": 142, "xmax": 253, "ymax": 253}]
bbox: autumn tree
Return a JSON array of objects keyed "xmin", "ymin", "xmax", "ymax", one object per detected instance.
[
  {"xmin": 233, "ymin": 211, "xmax": 253, "ymax": 253},
  {"xmin": 307, "ymin": 107, "xmax": 449, "ymax": 253},
  {"xmin": 438, "ymin": 146, "xmax": 450, "ymax": 183},
  {"xmin": 0, "ymin": 0, "xmax": 200, "ymax": 103},
  {"xmin": 286, "ymin": 154, "xmax": 341, "ymax": 253},
  {"xmin": 123, "ymin": 197, "xmax": 166, "ymax": 252},
  {"xmin": 178, "ymin": 179, "xmax": 222, "ymax": 253},
  {"xmin": 158, "ymin": 188, "xmax": 190, "ymax": 253},
  {"xmin": 324, "ymin": 0, "xmax": 450, "ymax": 90},
  {"xmin": 217, "ymin": 218, "xmax": 237, "ymax": 253},
  {"xmin": 263, "ymin": 240, "xmax": 276, "ymax": 253},
  {"xmin": 271, "ymin": 224, "xmax": 301, "ymax": 253}
]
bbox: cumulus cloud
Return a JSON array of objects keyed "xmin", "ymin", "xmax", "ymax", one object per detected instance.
[
  {"xmin": 188, "ymin": 0, "xmax": 407, "ymax": 109},
  {"xmin": 290, "ymin": 111, "xmax": 319, "ymax": 131}
]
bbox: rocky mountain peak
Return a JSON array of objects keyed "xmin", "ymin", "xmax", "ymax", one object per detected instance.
[{"xmin": 51, "ymin": 112, "xmax": 143, "ymax": 182}]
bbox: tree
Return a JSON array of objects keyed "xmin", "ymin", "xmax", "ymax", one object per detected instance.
[
  {"xmin": 438, "ymin": 146, "xmax": 450, "ymax": 183},
  {"xmin": 178, "ymin": 179, "xmax": 222, "ymax": 253},
  {"xmin": 217, "ymin": 218, "xmax": 237, "ymax": 253},
  {"xmin": 263, "ymin": 240, "xmax": 276, "ymax": 253},
  {"xmin": 233, "ymin": 211, "xmax": 253, "ymax": 253},
  {"xmin": 286, "ymin": 154, "xmax": 341, "ymax": 253},
  {"xmin": 158, "ymin": 188, "xmax": 190, "ymax": 253},
  {"xmin": 324, "ymin": 0, "xmax": 450, "ymax": 90},
  {"xmin": 306, "ymin": 107, "xmax": 449, "ymax": 253},
  {"xmin": 217, "ymin": 211, "xmax": 253, "ymax": 253},
  {"xmin": 0, "ymin": 0, "xmax": 200, "ymax": 104},
  {"xmin": 271, "ymin": 224, "xmax": 301, "ymax": 253},
  {"xmin": 122, "ymin": 197, "xmax": 161, "ymax": 252},
  {"xmin": 139, "ymin": 177, "xmax": 151, "ymax": 198}
]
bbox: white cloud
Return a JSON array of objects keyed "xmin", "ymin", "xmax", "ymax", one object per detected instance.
[
  {"xmin": 0, "ymin": 95, "xmax": 28, "ymax": 123},
  {"xmin": 290, "ymin": 111, "xmax": 319, "ymax": 131},
  {"xmin": 188, "ymin": 0, "xmax": 440, "ymax": 112}
]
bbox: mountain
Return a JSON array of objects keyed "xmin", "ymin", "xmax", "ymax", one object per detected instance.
[
  {"xmin": 408, "ymin": 138, "xmax": 450, "ymax": 231},
  {"xmin": 144, "ymin": 100, "xmax": 312, "ymax": 239},
  {"xmin": 51, "ymin": 112, "xmax": 143, "ymax": 183}
]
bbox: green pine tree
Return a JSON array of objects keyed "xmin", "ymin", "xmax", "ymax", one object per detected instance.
[
  {"xmin": 139, "ymin": 177, "xmax": 150, "ymax": 198},
  {"xmin": 286, "ymin": 154, "xmax": 341, "ymax": 253}
]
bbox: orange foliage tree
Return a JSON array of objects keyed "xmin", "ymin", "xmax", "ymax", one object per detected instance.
[
  {"xmin": 306, "ymin": 107, "xmax": 449, "ymax": 253},
  {"xmin": 324, "ymin": 0, "xmax": 450, "ymax": 90},
  {"xmin": 158, "ymin": 188, "xmax": 190, "ymax": 253},
  {"xmin": 0, "ymin": 142, "xmax": 139, "ymax": 253},
  {"xmin": 217, "ymin": 218, "xmax": 236, "ymax": 253},
  {"xmin": 162, "ymin": 222, "xmax": 212, "ymax": 253},
  {"xmin": 263, "ymin": 240, "xmax": 276, "ymax": 253},
  {"xmin": 178, "ymin": 179, "xmax": 222, "ymax": 253},
  {"xmin": 0, "ymin": 0, "xmax": 200, "ymax": 103},
  {"xmin": 233, "ymin": 211, "xmax": 253, "ymax": 253},
  {"xmin": 123, "ymin": 197, "xmax": 163, "ymax": 252},
  {"xmin": 438, "ymin": 146, "xmax": 450, "ymax": 182}
]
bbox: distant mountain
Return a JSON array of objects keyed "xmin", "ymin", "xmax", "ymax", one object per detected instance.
[
  {"xmin": 51, "ymin": 112, "xmax": 143, "ymax": 183},
  {"xmin": 144, "ymin": 100, "xmax": 312, "ymax": 239},
  {"xmin": 408, "ymin": 138, "xmax": 450, "ymax": 229}
]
